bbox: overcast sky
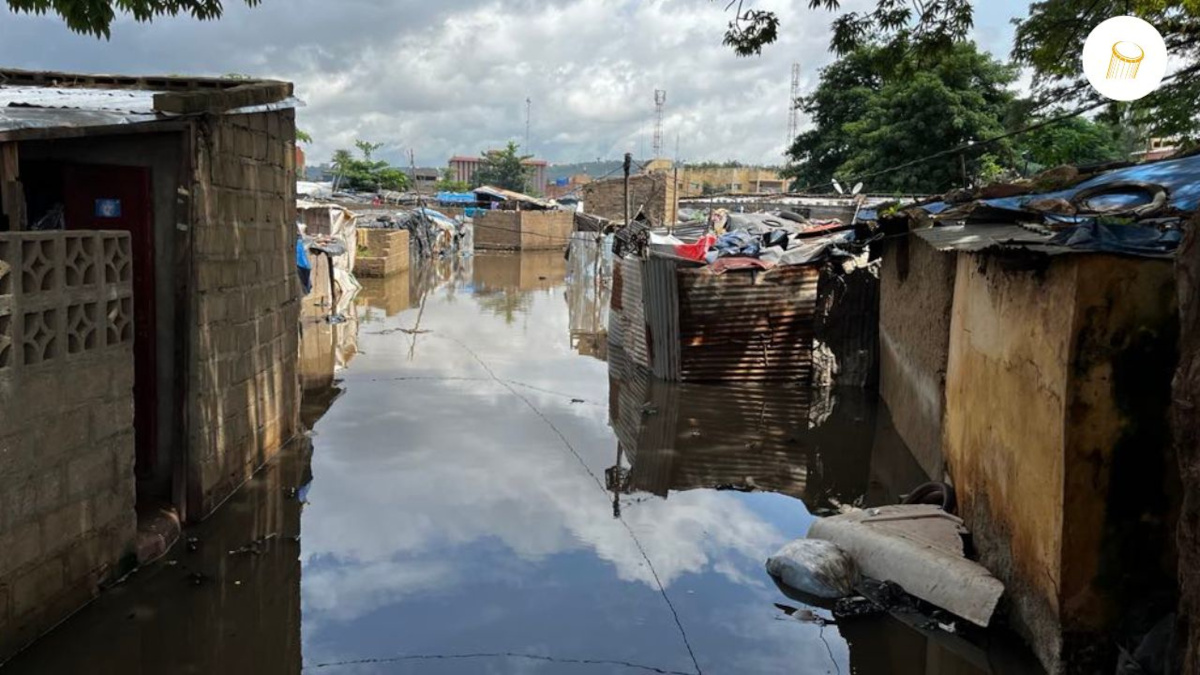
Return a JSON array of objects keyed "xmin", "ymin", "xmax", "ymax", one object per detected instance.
[{"xmin": 0, "ymin": 0, "xmax": 1031, "ymax": 168}]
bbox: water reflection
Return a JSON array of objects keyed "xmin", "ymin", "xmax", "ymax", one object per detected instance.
[
  {"xmin": 2, "ymin": 440, "xmax": 313, "ymax": 675},
  {"xmin": 3, "ymin": 252, "xmax": 1037, "ymax": 675}
]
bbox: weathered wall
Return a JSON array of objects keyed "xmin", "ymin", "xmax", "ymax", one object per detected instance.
[
  {"xmin": 878, "ymin": 236, "xmax": 957, "ymax": 478},
  {"xmin": 0, "ymin": 231, "xmax": 138, "ymax": 662},
  {"xmin": 474, "ymin": 210, "xmax": 571, "ymax": 251},
  {"xmin": 944, "ymin": 253, "xmax": 1074, "ymax": 672},
  {"xmin": 1059, "ymin": 256, "xmax": 1178, "ymax": 670},
  {"xmin": 582, "ymin": 174, "xmax": 677, "ymax": 226},
  {"xmin": 944, "ymin": 252, "xmax": 1180, "ymax": 674},
  {"xmin": 188, "ymin": 110, "xmax": 300, "ymax": 519},
  {"xmin": 1173, "ymin": 218, "xmax": 1200, "ymax": 673},
  {"xmin": 354, "ymin": 228, "xmax": 410, "ymax": 277}
]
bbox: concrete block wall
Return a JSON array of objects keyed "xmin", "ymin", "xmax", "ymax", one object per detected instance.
[
  {"xmin": 0, "ymin": 231, "xmax": 137, "ymax": 662},
  {"xmin": 582, "ymin": 174, "xmax": 677, "ymax": 226},
  {"xmin": 189, "ymin": 110, "xmax": 300, "ymax": 519},
  {"xmin": 354, "ymin": 229, "xmax": 410, "ymax": 277},
  {"xmin": 474, "ymin": 210, "xmax": 572, "ymax": 251}
]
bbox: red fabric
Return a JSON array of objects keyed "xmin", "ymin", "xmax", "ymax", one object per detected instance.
[{"xmin": 674, "ymin": 234, "xmax": 716, "ymax": 261}]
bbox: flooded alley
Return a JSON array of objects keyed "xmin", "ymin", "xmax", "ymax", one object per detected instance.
[{"xmin": 2, "ymin": 251, "xmax": 1037, "ymax": 675}]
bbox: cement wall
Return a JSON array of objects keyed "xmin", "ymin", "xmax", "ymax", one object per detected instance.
[
  {"xmin": 354, "ymin": 228, "xmax": 410, "ymax": 277},
  {"xmin": 0, "ymin": 231, "xmax": 138, "ymax": 662},
  {"xmin": 474, "ymin": 210, "xmax": 571, "ymax": 251},
  {"xmin": 188, "ymin": 110, "xmax": 300, "ymax": 519},
  {"xmin": 582, "ymin": 174, "xmax": 677, "ymax": 226},
  {"xmin": 878, "ymin": 236, "xmax": 957, "ymax": 478},
  {"xmin": 944, "ymin": 252, "xmax": 1179, "ymax": 674}
]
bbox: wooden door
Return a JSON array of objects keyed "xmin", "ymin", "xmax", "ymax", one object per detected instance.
[{"xmin": 63, "ymin": 164, "xmax": 157, "ymax": 479}]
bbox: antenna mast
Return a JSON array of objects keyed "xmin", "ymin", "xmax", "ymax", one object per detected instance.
[
  {"xmin": 787, "ymin": 63, "xmax": 801, "ymax": 156},
  {"xmin": 653, "ymin": 89, "xmax": 666, "ymax": 159},
  {"xmin": 525, "ymin": 97, "xmax": 532, "ymax": 150}
]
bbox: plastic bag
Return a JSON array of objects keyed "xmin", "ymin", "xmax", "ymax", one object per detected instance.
[{"xmin": 766, "ymin": 539, "xmax": 858, "ymax": 599}]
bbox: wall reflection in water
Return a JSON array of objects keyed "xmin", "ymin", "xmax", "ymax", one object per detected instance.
[
  {"xmin": 2, "ymin": 439, "xmax": 312, "ymax": 675},
  {"xmin": 605, "ymin": 343, "xmax": 931, "ymax": 514}
]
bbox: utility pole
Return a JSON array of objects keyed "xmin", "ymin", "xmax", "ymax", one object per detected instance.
[
  {"xmin": 787, "ymin": 63, "xmax": 801, "ymax": 158},
  {"xmin": 525, "ymin": 97, "xmax": 532, "ymax": 151},
  {"xmin": 653, "ymin": 89, "xmax": 666, "ymax": 159},
  {"xmin": 623, "ymin": 152, "xmax": 632, "ymax": 227}
]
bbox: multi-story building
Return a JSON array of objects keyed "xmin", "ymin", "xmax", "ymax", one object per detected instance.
[{"xmin": 448, "ymin": 153, "xmax": 549, "ymax": 194}]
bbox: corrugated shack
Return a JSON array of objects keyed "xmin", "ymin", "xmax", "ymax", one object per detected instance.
[
  {"xmin": 874, "ymin": 155, "xmax": 1197, "ymax": 675},
  {"xmin": 609, "ymin": 208, "xmax": 878, "ymax": 386}
]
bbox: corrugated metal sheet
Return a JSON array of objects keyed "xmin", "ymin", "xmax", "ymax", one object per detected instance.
[
  {"xmin": 0, "ymin": 85, "xmax": 160, "ymax": 112},
  {"xmin": 644, "ymin": 256, "xmax": 681, "ymax": 381},
  {"xmin": 608, "ymin": 259, "xmax": 625, "ymax": 350},
  {"xmin": 621, "ymin": 257, "xmax": 650, "ymax": 369},
  {"xmin": 608, "ymin": 354, "xmax": 812, "ymax": 499},
  {"xmin": 676, "ymin": 265, "xmax": 819, "ymax": 384}
]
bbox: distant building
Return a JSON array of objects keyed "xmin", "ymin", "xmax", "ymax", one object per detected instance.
[
  {"xmin": 448, "ymin": 153, "xmax": 549, "ymax": 194},
  {"xmin": 1134, "ymin": 137, "xmax": 1180, "ymax": 162},
  {"xmin": 405, "ymin": 166, "xmax": 440, "ymax": 193},
  {"xmin": 642, "ymin": 160, "xmax": 788, "ymax": 197},
  {"xmin": 544, "ymin": 173, "xmax": 593, "ymax": 200}
]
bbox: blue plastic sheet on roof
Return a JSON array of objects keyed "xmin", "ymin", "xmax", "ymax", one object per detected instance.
[
  {"xmin": 919, "ymin": 153, "xmax": 1200, "ymax": 219},
  {"xmin": 437, "ymin": 192, "xmax": 476, "ymax": 204}
]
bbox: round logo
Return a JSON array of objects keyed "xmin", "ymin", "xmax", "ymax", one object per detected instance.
[{"xmin": 1082, "ymin": 16, "xmax": 1168, "ymax": 101}]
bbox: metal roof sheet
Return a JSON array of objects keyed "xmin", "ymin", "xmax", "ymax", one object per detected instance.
[
  {"xmin": 914, "ymin": 223, "xmax": 1071, "ymax": 255},
  {"xmin": 0, "ymin": 85, "xmax": 160, "ymax": 113}
]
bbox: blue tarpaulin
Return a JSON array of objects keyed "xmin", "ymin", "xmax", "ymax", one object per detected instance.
[{"xmin": 437, "ymin": 192, "xmax": 477, "ymax": 204}]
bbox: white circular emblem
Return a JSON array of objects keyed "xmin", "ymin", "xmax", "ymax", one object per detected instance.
[{"xmin": 1082, "ymin": 16, "xmax": 1168, "ymax": 101}]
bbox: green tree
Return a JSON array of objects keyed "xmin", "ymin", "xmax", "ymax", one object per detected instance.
[
  {"xmin": 1014, "ymin": 115, "xmax": 1124, "ymax": 170},
  {"xmin": 6, "ymin": 0, "xmax": 259, "ymax": 38},
  {"xmin": 785, "ymin": 42, "xmax": 1016, "ymax": 193},
  {"xmin": 330, "ymin": 142, "xmax": 409, "ymax": 193},
  {"xmin": 719, "ymin": 0, "xmax": 973, "ymax": 63},
  {"xmin": 1014, "ymin": 0, "xmax": 1200, "ymax": 142},
  {"xmin": 435, "ymin": 168, "xmax": 470, "ymax": 193},
  {"xmin": 472, "ymin": 141, "xmax": 533, "ymax": 193},
  {"xmin": 296, "ymin": 129, "xmax": 313, "ymax": 144}
]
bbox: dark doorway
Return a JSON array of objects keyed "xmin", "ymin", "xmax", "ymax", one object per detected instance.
[{"xmin": 63, "ymin": 164, "xmax": 158, "ymax": 480}]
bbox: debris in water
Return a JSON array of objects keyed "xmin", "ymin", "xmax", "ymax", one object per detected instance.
[
  {"xmin": 774, "ymin": 603, "xmax": 831, "ymax": 626},
  {"xmin": 186, "ymin": 537, "xmax": 200, "ymax": 553},
  {"xmin": 571, "ymin": 398, "xmax": 585, "ymax": 404}
]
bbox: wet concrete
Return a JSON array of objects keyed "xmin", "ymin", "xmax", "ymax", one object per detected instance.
[{"xmin": 3, "ymin": 252, "xmax": 1039, "ymax": 674}]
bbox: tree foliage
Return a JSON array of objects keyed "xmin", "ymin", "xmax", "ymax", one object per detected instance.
[
  {"xmin": 472, "ymin": 141, "xmax": 533, "ymax": 193},
  {"xmin": 784, "ymin": 42, "xmax": 1016, "ymax": 194},
  {"xmin": 1013, "ymin": 115, "xmax": 1124, "ymax": 170},
  {"xmin": 720, "ymin": 0, "xmax": 973, "ymax": 63},
  {"xmin": 6, "ymin": 0, "xmax": 259, "ymax": 38},
  {"xmin": 331, "ymin": 142, "xmax": 409, "ymax": 193},
  {"xmin": 1014, "ymin": 0, "xmax": 1200, "ymax": 141},
  {"xmin": 435, "ymin": 168, "xmax": 470, "ymax": 193}
]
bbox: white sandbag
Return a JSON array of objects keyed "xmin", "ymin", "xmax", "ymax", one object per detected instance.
[{"xmin": 765, "ymin": 539, "xmax": 858, "ymax": 599}]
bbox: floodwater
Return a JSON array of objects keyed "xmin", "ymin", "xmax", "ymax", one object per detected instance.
[{"xmin": 3, "ymin": 251, "xmax": 1038, "ymax": 674}]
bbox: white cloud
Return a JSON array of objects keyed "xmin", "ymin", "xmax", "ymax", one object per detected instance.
[{"xmin": 0, "ymin": 0, "xmax": 1027, "ymax": 169}]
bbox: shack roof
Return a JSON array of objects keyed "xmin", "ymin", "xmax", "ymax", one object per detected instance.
[
  {"xmin": 473, "ymin": 185, "xmax": 553, "ymax": 209},
  {"xmin": 0, "ymin": 68, "xmax": 299, "ymax": 139},
  {"xmin": 905, "ymin": 153, "xmax": 1200, "ymax": 259}
]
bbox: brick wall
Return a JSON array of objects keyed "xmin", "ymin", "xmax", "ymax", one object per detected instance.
[
  {"xmin": 188, "ymin": 110, "xmax": 300, "ymax": 519},
  {"xmin": 582, "ymin": 174, "xmax": 677, "ymax": 226},
  {"xmin": 354, "ymin": 229, "xmax": 410, "ymax": 278},
  {"xmin": 0, "ymin": 231, "xmax": 138, "ymax": 661},
  {"xmin": 475, "ymin": 210, "xmax": 572, "ymax": 251}
]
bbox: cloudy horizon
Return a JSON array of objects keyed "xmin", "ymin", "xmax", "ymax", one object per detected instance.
[{"xmin": 0, "ymin": 0, "xmax": 1030, "ymax": 169}]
